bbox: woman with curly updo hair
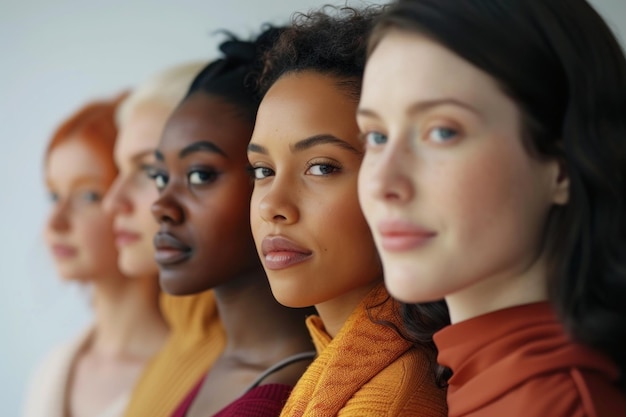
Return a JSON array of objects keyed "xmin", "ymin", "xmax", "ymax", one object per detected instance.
[
  {"xmin": 150, "ymin": 26, "xmax": 315, "ymax": 417},
  {"xmin": 248, "ymin": 7, "xmax": 448, "ymax": 416}
]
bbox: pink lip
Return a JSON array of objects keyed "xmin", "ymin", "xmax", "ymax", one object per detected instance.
[
  {"xmin": 115, "ymin": 229, "xmax": 141, "ymax": 247},
  {"xmin": 261, "ymin": 236, "xmax": 313, "ymax": 271},
  {"xmin": 377, "ymin": 221, "xmax": 436, "ymax": 252},
  {"xmin": 50, "ymin": 244, "xmax": 77, "ymax": 259}
]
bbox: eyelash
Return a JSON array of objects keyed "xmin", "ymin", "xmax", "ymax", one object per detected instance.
[
  {"xmin": 81, "ymin": 191, "xmax": 102, "ymax": 202},
  {"xmin": 251, "ymin": 166, "xmax": 274, "ymax": 181},
  {"xmin": 359, "ymin": 123, "xmax": 461, "ymax": 151},
  {"xmin": 188, "ymin": 168, "xmax": 220, "ymax": 185},
  {"xmin": 149, "ymin": 167, "xmax": 220, "ymax": 191},
  {"xmin": 48, "ymin": 190, "xmax": 102, "ymax": 207},
  {"xmin": 422, "ymin": 125, "xmax": 460, "ymax": 144},
  {"xmin": 250, "ymin": 160, "xmax": 342, "ymax": 181},
  {"xmin": 304, "ymin": 160, "xmax": 342, "ymax": 176},
  {"xmin": 360, "ymin": 131, "xmax": 388, "ymax": 148}
]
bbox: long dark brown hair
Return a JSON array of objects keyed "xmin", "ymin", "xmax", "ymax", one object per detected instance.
[{"xmin": 371, "ymin": 0, "xmax": 626, "ymax": 389}]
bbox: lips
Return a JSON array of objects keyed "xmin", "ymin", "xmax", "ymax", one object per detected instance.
[
  {"xmin": 114, "ymin": 229, "xmax": 141, "ymax": 247},
  {"xmin": 261, "ymin": 235, "xmax": 313, "ymax": 270},
  {"xmin": 50, "ymin": 243, "xmax": 77, "ymax": 259},
  {"xmin": 377, "ymin": 220, "xmax": 436, "ymax": 252},
  {"xmin": 153, "ymin": 232, "xmax": 192, "ymax": 266}
]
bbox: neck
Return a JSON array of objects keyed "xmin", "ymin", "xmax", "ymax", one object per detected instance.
[
  {"xmin": 314, "ymin": 278, "xmax": 383, "ymax": 338},
  {"xmin": 214, "ymin": 267, "xmax": 313, "ymax": 361},
  {"xmin": 89, "ymin": 273, "xmax": 168, "ymax": 360},
  {"xmin": 445, "ymin": 254, "xmax": 549, "ymax": 324}
]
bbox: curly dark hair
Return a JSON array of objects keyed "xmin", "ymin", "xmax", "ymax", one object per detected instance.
[
  {"xmin": 259, "ymin": 3, "xmax": 452, "ymax": 386},
  {"xmin": 372, "ymin": 0, "xmax": 626, "ymax": 389},
  {"xmin": 258, "ymin": 5, "xmax": 384, "ymax": 100}
]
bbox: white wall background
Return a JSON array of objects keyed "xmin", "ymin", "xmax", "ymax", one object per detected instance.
[{"xmin": 0, "ymin": 0, "xmax": 624, "ymax": 414}]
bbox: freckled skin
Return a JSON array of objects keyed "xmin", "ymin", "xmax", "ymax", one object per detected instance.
[
  {"xmin": 357, "ymin": 31, "xmax": 568, "ymax": 321},
  {"xmin": 249, "ymin": 72, "xmax": 382, "ymax": 312},
  {"xmin": 45, "ymin": 138, "xmax": 120, "ymax": 281}
]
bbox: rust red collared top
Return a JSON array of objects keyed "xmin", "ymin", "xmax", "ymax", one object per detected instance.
[{"xmin": 435, "ymin": 302, "xmax": 626, "ymax": 417}]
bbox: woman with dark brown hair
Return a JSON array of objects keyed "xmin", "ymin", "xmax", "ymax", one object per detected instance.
[{"xmin": 358, "ymin": 0, "xmax": 626, "ymax": 415}]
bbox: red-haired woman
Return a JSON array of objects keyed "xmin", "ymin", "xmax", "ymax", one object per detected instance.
[{"xmin": 23, "ymin": 94, "xmax": 168, "ymax": 417}]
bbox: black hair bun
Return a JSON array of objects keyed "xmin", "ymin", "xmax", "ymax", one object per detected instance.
[{"xmin": 220, "ymin": 39, "xmax": 256, "ymax": 64}]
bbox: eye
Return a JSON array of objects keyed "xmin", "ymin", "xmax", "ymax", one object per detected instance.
[
  {"xmin": 153, "ymin": 173, "xmax": 168, "ymax": 190},
  {"xmin": 48, "ymin": 192, "xmax": 59, "ymax": 203},
  {"xmin": 252, "ymin": 166, "xmax": 274, "ymax": 180},
  {"xmin": 81, "ymin": 191, "xmax": 101, "ymax": 203},
  {"xmin": 141, "ymin": 164, "xmax": 160, "ymax": 179},
  {"xmin": 427, "ymin": 127, "xmax": 458, "ymax": 143},
  {"xmin": 306, "ymin": 163, "xmax": 340, "ymax": 176},
  {"xmin": 188, "ymin": 169, "xmax": 219, "ymax": 185},
  {"xmin": 362, "ymin": 131, "xmax": 388, "ymax": 147}
]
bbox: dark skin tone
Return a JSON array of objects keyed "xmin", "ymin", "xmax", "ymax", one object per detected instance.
[{"xmin": 151, "ymin": 92, "xmax": 314, "ymax": 417}]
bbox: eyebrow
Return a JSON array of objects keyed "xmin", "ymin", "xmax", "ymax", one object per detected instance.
[
  {"xmin": 291, "ymin": 134, "xmax": 361, "ymax": 154},
  {"xmin": 247, "ymin": 134, "xmax": 361, "ymax": 156},
  {"xmin": 358, "ymin": 98, "xmax": 483, "ymax": 120},
  {"xmin": 247, "ymin": 143, "xmax": 268, "ymax": 154},
  {"xmin": 408, "ymin": 98, "xmax": 482, "ymax": 117},
  {"xmin": 181, "ymin": 141, "xmax": 227, "ymax": 158},
  {"xmin": 129, "ymin": 149, "xmax": 155, "ymax": 163},
  {"xmin": 46, "ymin": 176, "xmax": 106, "ymax": 191},
  {"xmin": 155, "ymin": 140, "xmax": 227, "ymax": 161}
]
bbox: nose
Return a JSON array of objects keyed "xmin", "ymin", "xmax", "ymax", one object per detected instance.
[
  {"xmin": 103, "ymin": 175, "xmax": 131, "ymax": 216},
  {"xmin": 362, "ymin": 137, "xmax": 415, "ymax": 204},
  {"xmin": 47, "ymin": 200, "xmax": 70, "ymax": 233},
  {"xmin": 151, "ymin": 188, "xmax": 184, "ymax": 225},
  {"xmin": 256, "ymin": 179, "xmax": 299, "ymax": 225}
]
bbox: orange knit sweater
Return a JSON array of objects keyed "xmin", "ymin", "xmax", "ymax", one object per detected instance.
[
  {"xmin": 122, "ymin": 290, "xmax": 226, "ymax": 417},
  {"xmin": 279, "ymin": 284, "xmax": 447, "ymax": 417}
]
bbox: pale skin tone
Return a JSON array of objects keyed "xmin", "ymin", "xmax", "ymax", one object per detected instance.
[
  {"xmin": 357, "ymin": 30, "xmax": 569, "ymax": 323},
  {"xmin": 45, "ymin": 138, "xmax": 168, "ymax": 417},
  {"xmin": 249, "ymin": 72, "xmax": 383, "ymax": 338},
  {"xmin": 103, "ymin": 101, "xmax": 172, "ymax": 279},
  {"xmin": 151, "ymin": 93, "xmax": 314, "ymax": 416}
]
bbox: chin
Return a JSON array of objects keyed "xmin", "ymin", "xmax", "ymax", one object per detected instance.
[
  {"xmin": 118, "ymin": 253, "xmax": 157, "ymax": 279},
  {"xmin": 58, "ymin": 270, "xmax": 88, "ymax": 283},
  {"xmin": 158, "ymin": 270, "xmax": 207, "ymax": 296},
  {"xmin": 384, "ymin": 264, "xmax": 443, "ymax": 304},
  {"xmin": 267, "ymin": 280, "xmax": 316, "ymax": 308}
]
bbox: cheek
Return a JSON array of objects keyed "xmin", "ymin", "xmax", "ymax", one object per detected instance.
[
  {"xmin": 357, "ymin": 161, "xmax": 375, "ymax": 222},
  {"xmin": 78, "ymin": 213, "xmax": 117, "ymax": 256},
  {"xmin": 136, "ymin": 188, "xmax": 160, "ymax": 231},
  {"xmin": 316, "ymin": 183, "xmax": 373, "ymax": 249},
  {"xmin": 430, "ymin": 145, "xmax": 545, "ymax": 246},
  {"xmin": 249, "ymin": 189, "xmax": 264, "ymax": 238},
  {"xmin": 208, "ymin": 189, "xmax": 253, "ymax": 238}
]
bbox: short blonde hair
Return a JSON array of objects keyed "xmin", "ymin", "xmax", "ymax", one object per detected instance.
[{"xmin": 116, "ymin": 61, "xmax": 207, "ymax": 127}]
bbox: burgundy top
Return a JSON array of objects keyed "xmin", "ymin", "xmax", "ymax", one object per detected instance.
[
  {"xmin": 171, "ymin": 377, "xmax": 292, "ymax": 417},
  {"xmin": 434, "ymin": 302, "xmax": 626, "ymax": 417}
]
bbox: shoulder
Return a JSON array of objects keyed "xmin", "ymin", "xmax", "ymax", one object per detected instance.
[
  {"xmin": 22, "ymin": 329, "xmax": 92, "ymax": 417},
  {"xmin": 340, "ymin": 348, "xmax": 447, "ymax": 417},
  {"xmin": 483, "ymin": 368, "xmax": 626, "ymax": 417}
]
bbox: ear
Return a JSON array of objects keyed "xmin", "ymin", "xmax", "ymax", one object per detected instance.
[{"xmin": 551, "ymin": 158, "xmax": 569, "ymax": 205}]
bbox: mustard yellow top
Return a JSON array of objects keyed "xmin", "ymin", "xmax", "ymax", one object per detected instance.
[
  {"xmin": 279, "ymin": 284, "xmax": 447, "ymax": 417},
  {"xmin": 122, "ymin": 290, "xmax": 226, "ymax": 417}
]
